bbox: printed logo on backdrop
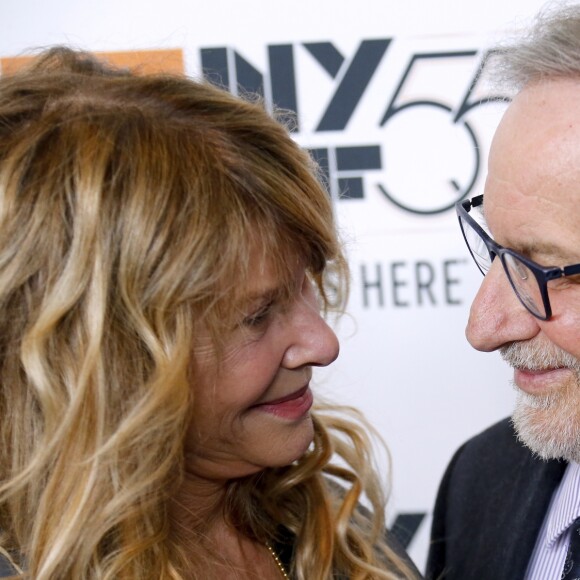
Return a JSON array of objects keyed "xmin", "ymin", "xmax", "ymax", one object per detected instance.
[
  {"xmin": 0, "ymin": 49, "xmax": 184, "ymax": 76},
  {"xmin": 199, "ymin": 41, "xmax": 506, "ymax": 214}
]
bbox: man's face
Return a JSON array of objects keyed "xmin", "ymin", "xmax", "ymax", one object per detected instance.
[{"xmin": 466, "ymin": 79, "xmax": 580, "ymax": 461}]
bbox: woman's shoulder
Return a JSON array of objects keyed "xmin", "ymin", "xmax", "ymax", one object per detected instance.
[{"xmin": 325, "ymin": 479, "xmax": 421, "ymax": 577}]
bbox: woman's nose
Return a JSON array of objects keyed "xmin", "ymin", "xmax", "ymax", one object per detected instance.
[{"xmin": 282, "ymin": 289, "xmax": 340, "ymax": 369}]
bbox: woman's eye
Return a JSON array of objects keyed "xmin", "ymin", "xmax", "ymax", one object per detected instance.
[{"xmin": 242, "ymin": 301, "xmax": 274, "ymax": 328}]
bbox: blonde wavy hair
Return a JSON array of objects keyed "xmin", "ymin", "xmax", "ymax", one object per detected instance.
[{"xmin": 0, "ymin": 47, "xmax": 416, "ymax": 579}]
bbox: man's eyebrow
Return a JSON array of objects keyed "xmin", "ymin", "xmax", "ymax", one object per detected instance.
[
  {"xmin": 479, "ymin": 203, "xmax": 573, "ymax": 263},
  {"xmin": 517, "ymin": 241, "xmax": 574, "ymax": 264},
  {"xmin": 498, "ymin": 236, "xmax": 574, "ymax": 265}
]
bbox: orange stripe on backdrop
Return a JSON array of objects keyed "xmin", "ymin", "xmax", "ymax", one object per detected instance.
[{"xmin": 0, "ymin": 48, "xmax": 185, "ymax": 76}]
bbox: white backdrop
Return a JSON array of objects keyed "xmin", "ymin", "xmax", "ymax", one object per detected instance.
[{"xmin": 0, "ymin": 0, "xmax": 555, "ymax": 572}]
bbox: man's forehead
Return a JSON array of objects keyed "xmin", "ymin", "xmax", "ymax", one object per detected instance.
[
  {"xmin": 482, "ymin": 79, "xmax": 580, "ymax": 263},
  {"xmin": 490, "ymin": 80, "xmax": 580, "ymax": 171}
]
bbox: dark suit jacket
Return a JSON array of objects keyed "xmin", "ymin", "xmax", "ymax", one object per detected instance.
[{"xmin": 427, "ymin": 418, "xmax": 567, "ymax": 580}]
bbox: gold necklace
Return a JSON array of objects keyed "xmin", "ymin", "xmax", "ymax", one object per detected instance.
[{"xmin": 266, "ymin": 542, "xmax": 290, "ymax": 579}]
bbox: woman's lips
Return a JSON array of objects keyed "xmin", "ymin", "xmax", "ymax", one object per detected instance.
[
  {"xmin": 514, "ymin": 367, "xmax": 573, "ymax": 395},
  {"xmin": 252, "ymin": 386, "xmax": 313, "ymax": 420}
]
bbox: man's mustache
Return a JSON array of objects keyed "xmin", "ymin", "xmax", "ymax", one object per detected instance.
[{"xmin": 501, "ymin": 340, "xmax": 580, "ymax": 372}]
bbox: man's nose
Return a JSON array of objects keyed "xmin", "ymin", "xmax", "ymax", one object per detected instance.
[{"xmin": 466, "ymin": 258, "xmax": 540, "ymax": 351}]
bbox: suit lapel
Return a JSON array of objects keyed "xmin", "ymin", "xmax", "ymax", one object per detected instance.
[{"xmin": 485, "ymin": 451, "xmax": 566, "ymax": 578}]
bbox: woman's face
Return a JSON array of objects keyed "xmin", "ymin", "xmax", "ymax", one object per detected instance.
[{"xmin": 184, "ymin": 249, "xmax": 339, "ymax": 481}]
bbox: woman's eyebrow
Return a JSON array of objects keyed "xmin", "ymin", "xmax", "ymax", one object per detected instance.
[{"xmin": 239, "ymin": 286, "xmax": 282, "ymax": 308}]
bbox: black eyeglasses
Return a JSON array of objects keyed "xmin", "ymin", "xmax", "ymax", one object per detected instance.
[{"xmin": 456, "ymin": 194, "xmax": 580, "ymax": 320}]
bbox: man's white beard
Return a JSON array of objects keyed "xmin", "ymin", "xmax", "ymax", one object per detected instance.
[{"xmin": 502, "ymin": 340, "xmax": 580, "ymax": 463}]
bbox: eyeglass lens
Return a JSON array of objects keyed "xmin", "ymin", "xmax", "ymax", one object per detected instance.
[
  {"xmin": 459, "ymin": 213, "xmax": 546, "ymax": 319},
  {"xmin": 502, "ymin": 254, "xmax": 544, "ymax": 318},
  {"xmin": 459, "ymin": 214, "xmax": 492, "ymax": 274}
]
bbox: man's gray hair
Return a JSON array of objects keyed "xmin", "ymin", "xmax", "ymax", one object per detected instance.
[{"xmin": 496, "ymin": 2, "xmax": 580, "ymax": 90}]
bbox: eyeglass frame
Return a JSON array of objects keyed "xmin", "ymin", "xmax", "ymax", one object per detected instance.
[{"xmin": 456, "ymin": 194, "xmax": 580, "ymax": 320}]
